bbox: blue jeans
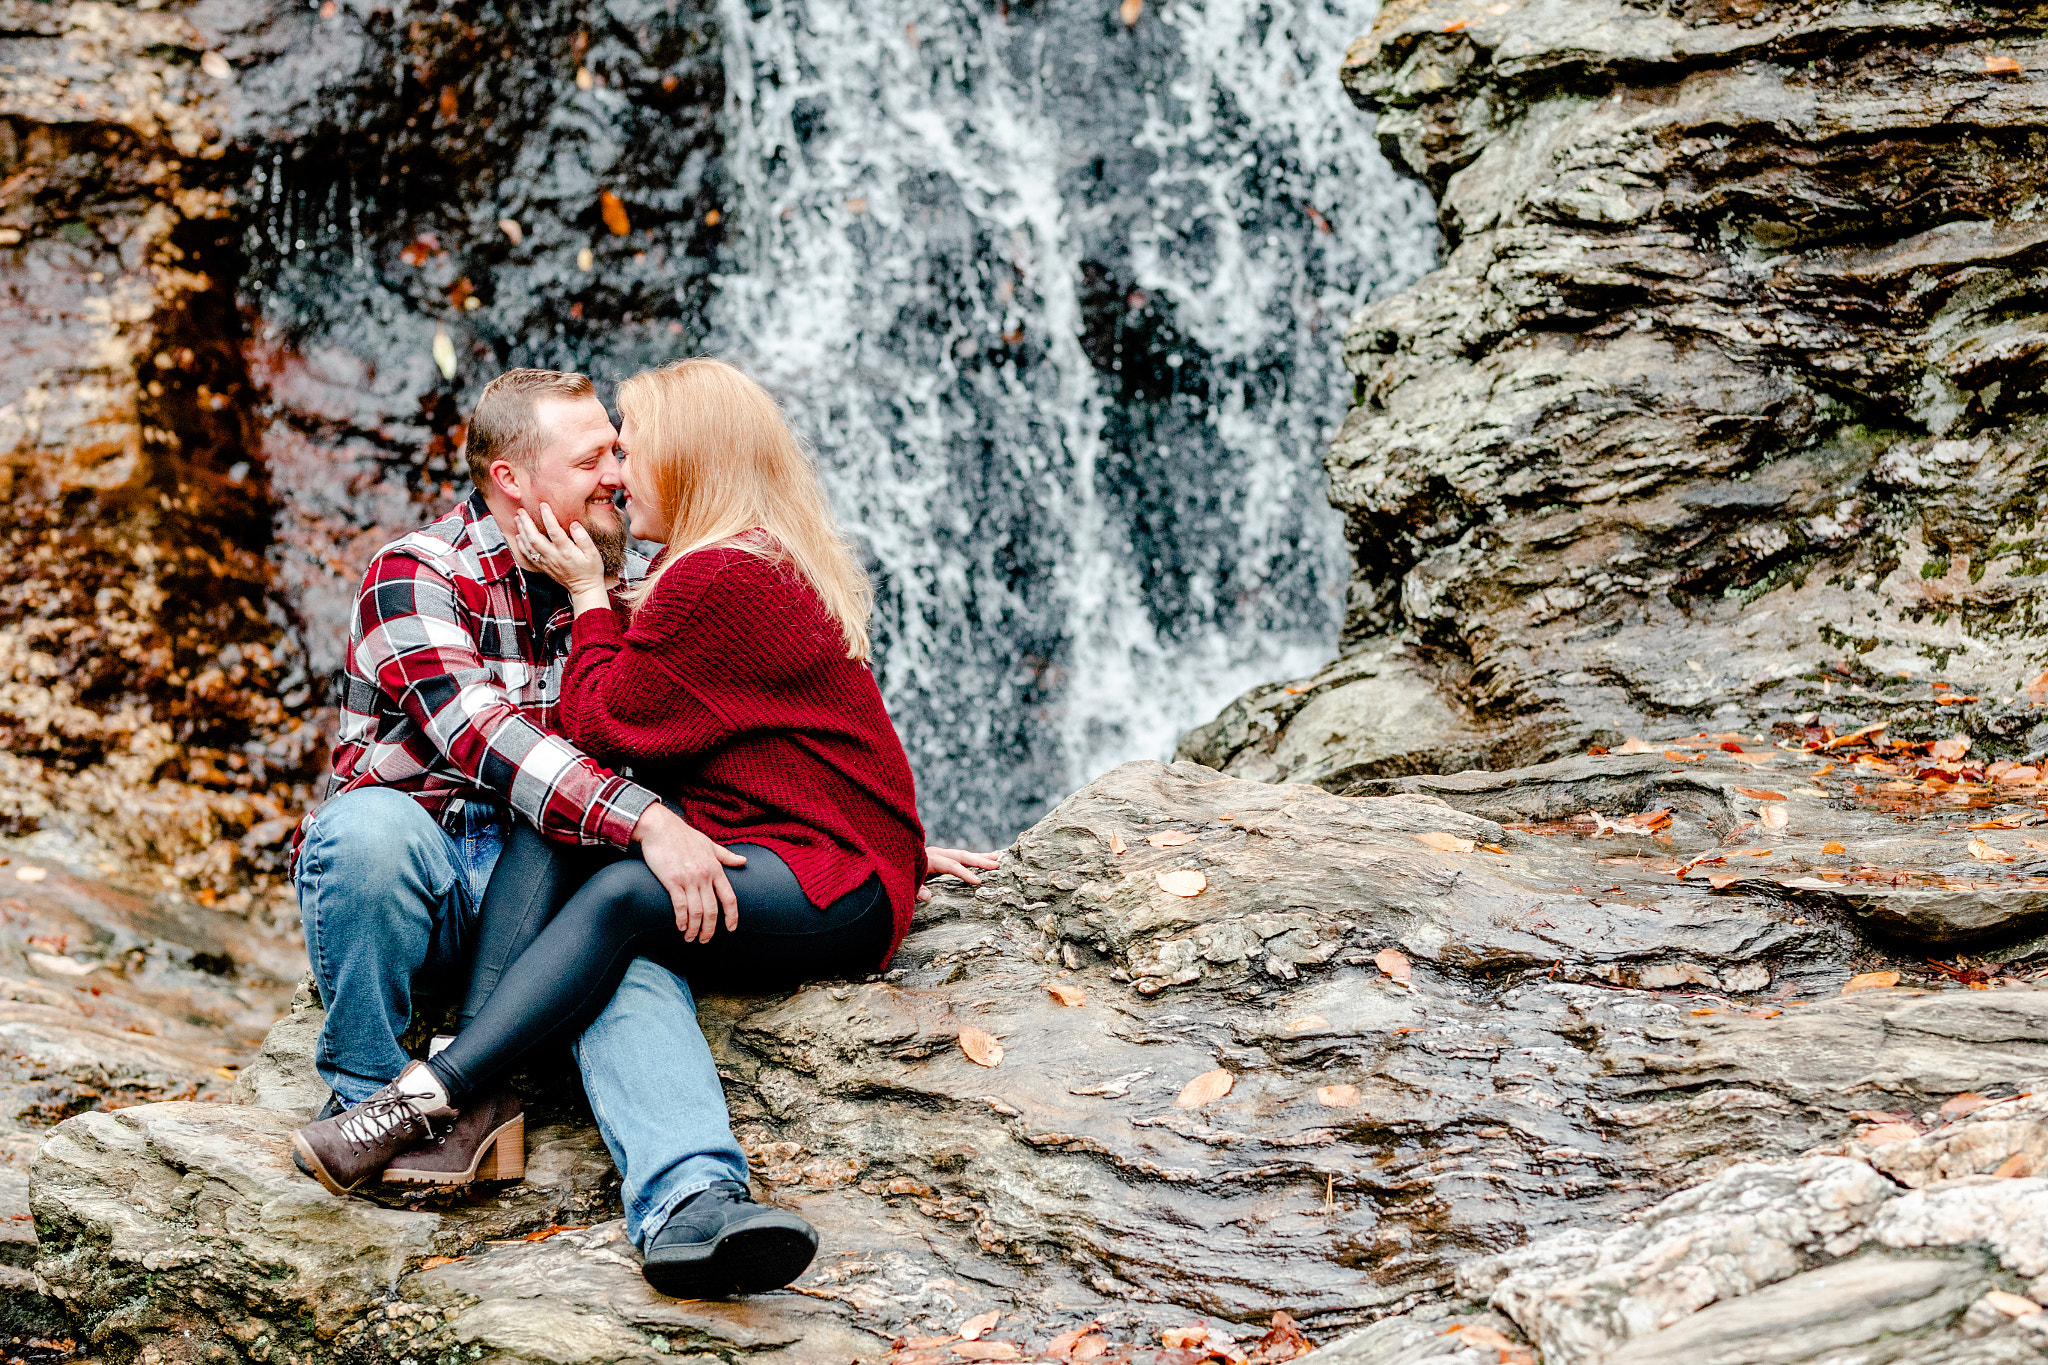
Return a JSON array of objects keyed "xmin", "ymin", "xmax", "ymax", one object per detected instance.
[
  {"xmin": 575, "ymin": 959, "xmax": 750, "ymax": 1247},
  {"xmin": 295, "ymin": 788, "xmax": 748, "ymax": 1244}
]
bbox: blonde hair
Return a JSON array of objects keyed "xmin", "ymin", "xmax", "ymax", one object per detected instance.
[{"xmin": 619, "ymin": 358, "xmax": 872, "ymax": 660}]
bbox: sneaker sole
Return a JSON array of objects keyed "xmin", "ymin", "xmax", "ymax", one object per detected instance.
[
  {"xmin": 382, "ymin": 1114, "xmax": 526, "ymax": 1187},
  {"xmin": 643, "ymin": 1224, "xmax": 816, "ymax": 1300}
]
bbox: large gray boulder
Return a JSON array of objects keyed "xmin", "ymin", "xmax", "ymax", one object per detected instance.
[{"xmin": 1186, "ymin": 0, "xmax": 2048, "ymax": 783}]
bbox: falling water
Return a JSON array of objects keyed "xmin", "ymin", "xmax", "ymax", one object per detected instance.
[{"xmin": 706, "ymin": 0, "xmax": 1435, "ymax": 841}]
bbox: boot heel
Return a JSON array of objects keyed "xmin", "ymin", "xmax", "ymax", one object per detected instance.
[{"xmin": 476, "ymin": 1115, "xmax": 526, "ymax": 1181}]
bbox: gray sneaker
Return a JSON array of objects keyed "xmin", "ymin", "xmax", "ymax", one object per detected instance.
[{"xmin": 641, "ymin": 1180, "xmax": 817, "ymax": 1299}]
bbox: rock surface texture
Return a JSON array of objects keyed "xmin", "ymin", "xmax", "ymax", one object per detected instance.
[
  {"xmin": 23, "ymin": 756, "xmax": 2048, "ymax": 1362},
  {"xmin": 1185, "ymin": 0, "xmax": 2048, "ymax": 788}
]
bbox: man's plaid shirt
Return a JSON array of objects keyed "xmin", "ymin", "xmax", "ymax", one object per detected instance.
[{"xmin": 313, "ymin": 492, "xmax": 658, "ymax": 850}]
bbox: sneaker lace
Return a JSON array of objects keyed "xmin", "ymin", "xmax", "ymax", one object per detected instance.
[{"xmin": 334, "ymin": 1092, "xmax": 440, "ymax": 1153}]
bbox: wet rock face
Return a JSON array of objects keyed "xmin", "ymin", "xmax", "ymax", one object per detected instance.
[
  {"xmin": 0, "ymin": 9, "xmax": 323, "ymax": 890},
  {"xmin": 1188, "ymin": 0, "xmax": 2048, "ymax": 787},
  {"xmin": 26, "ymin": 757, "xmax": 2048, "ymax": 1362}
]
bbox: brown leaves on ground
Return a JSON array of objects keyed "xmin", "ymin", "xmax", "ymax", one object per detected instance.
[
  {"xmin": 599, "ymin": 190, "xmax": 632, "ymax": 236},
  {"xmin": 1046, "ymin": 982, "xmax": 1087, "ymax": 1007},
  {"xmin": 1986, "ymin": 53, "xmax": 2026, "ymax": 74},
  {"xmin": 1175, "ymin": 1069, "xmax": 1234, "ymax": 1108},
  {"xmin": 1969, "ymin": 838, "xmax": 2017, "ymax": 863},
  {"xmin": 1316, "ymin": 1084, "xmax": 1361, "ymax": 1108},
  {"xmin": 892, "ymin": 1312, "xmax": 1312, "ymax": 1365},
  {"xmin": 1823, "ymin": 841, "xmax": 1847, "ymax": 854},
  {"xmin": 1843, "ymin": 971, "xmax": 1901, "ymax": 994},
  {"xmin": 1156, "ymin": 868, "xmax": 1207, "ymax": 897},
  {"xmin": 1147, "ymin": 831, "xmax": 1199, "ymax": 848},
  {"xmin": 1107, "ymin": 830, "xmax": 1127, "ymax": 855},
  {"xmin": 1375, "ymin": 948, "xmax": 1413, "ymax": 989},
  {"xmin": 418, "ymin": 1255, "xmax": 465, "ymax": 1269},
  {"xmin": 1413, "ymin": 831, "xmax": 1475, "ymax": 853},
  {"xmin": 954, "ymin": 1344, "xmax": 1022, "ymax": 1362},
  {"xmin": 1246, "ymin": 1313, "xmax": 1311, "ymax": 1363},
  {"xmin": 959, "ymin": 1026, "xmax": 1005, "ymax": 1068},
  {"xmin": 960, "ymin": 1312, "xmax": 1003, "ymax": 1342},
  {"xmin": 1586, "ymin": 808, "xmax": 1672, "ymax": 837},
  {"xmin": 1733, "ymin": 787, "xmax": 1787, "ymax": 802},
  {"xmin": 1941, "ymin": 1092, "xmax": 1993, "ymax": 1118}
]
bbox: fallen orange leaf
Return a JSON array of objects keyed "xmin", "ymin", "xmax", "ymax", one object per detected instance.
[
  {"xmin": 1843, "ymin": 971, "xmax": 1902, "ymax": 994},
  {"xmin": 959, "ymin": 1026, "xmax": 1005, "ymax": 1068},
  {"xmin": 1733, "ymin": 787, "xmax": 1787, "ymax": 801},
  {"xmin": 1375, "ymin": 947, "xmax": 1413, "ymax": 988},
  {"xmin": 1119, "ymin": 0, "xmax": 1142, "ymax": 24},
  {"xmin": 1046, "ymin": 1323, "xmax": 1104, "ymax": 1361},
  {"xmin": 1969, "ymin": 838, "xmax": 2016, "ymax": 863},
  {"xmin": 959, "ymin": 1311, "xmax": 1001, "ymax": 1342},
  {"xmin": 1760, "ymin": 805, "xmax": 1788, "ymax": 830},
  {"xmin": 952, "ymin": 1345, "xmax": 1022, "ymax": 1362},
  {"xmin": 521, "ymin": 1224, "xmax": 586, "ymax": 1242},
  {"xmin": 1707, "ymin": 874, "xmax": 1742, "ymax": 889},
  {"xmin": 1315, "ymin": 1084, "xmax": 1361, "ymax": 1108},
  {"xmin": 1175, "ymin": 1069, "xmax": 1233, "ymax": 1108},
  {"xmin": 1156, "ymin": 868, "xmax": 1206, "ymax": 897},
  {"xmin": 1614, "ymin": 737, "xmax": 1658, "ymax": 754},
  {"xmin": 1146, "ymin": 830, "xmax": 1199, "ymax": 848},
  {"xmin": 1940, "ymin": 1092, "xmax": 1990, "ymax": 1118},
  {"xmin": 1859, "ymin": 1122, "xmax": 1918, "ymax": 1146},
  {"xmin": 599, "ymin": 190, "xmax": 631, "ymax": 236},
  {"xmin": 419, "ymin": 1255, "xmax": 465, "ymax": 1269},
  {"xmin": 1823, "ymin": 841, "xmax": 1847, "ymax": 854},
  {"xmin": 1047, "ymin": 982, "xmax": 1087, "ymax": 1007},
  {"xmin": 1664, "ymin": 749, "xmax": 1703, "ymax": 763},
  {"xmin": 1107, "ymin": 830, "xmax": 1127, "ymax": 855},
  {"xmin": 1160, "ymin": 1325, "xmax": 1209, "ymax": 1349},
  {"xmin": 1414, "ymin": 831, "xmax": 1476, "ymax": 853},
  {"xmin": 1996, "ymin": 1153, "xmax": 2039, "ymax": 1178},
  {"xmin": 1247, "ymin": 1310, "xmax": 1312, "ymax": 1365},
  {"xmin": 1986, "ymin": 53, "xmax": 2024, "ymax": 73}
]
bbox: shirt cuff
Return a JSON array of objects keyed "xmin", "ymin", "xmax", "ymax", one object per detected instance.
[
  {"xmin": 590, "ymin": 776, "xmax": 660, "ymax": 847},
  {"xmin": 572, "ymin": 605, "xmax": 627, "ymax": 649}
]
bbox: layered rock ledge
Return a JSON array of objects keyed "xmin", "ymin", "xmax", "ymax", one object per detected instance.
[
  {"xmin": 1186, "ymin": 0, "xmax": 2048, "ymax": 786},
  {"xmin": 21, "ymin": 755, "xmax": 2048, "ymax": 1363}
]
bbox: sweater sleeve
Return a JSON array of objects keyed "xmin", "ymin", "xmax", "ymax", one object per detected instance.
[{"xmin": 559, "ymin": 592, "xmax": 733, "ymax": 764}]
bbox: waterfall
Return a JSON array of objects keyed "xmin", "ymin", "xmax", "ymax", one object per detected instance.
[{"xmin": 704, "ymin": 0, "xmax": 1434, "ymax": 843}]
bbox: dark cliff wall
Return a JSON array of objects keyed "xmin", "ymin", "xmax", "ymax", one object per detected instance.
[
  {"xmin": 0, "ymin": 0, "xmax": 720, "ymax": 906},
  {"xmin": 1186, "ymin": 0, "xmax": 2048, "ymax": 789}
]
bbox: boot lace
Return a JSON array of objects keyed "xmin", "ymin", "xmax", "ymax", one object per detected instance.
[{"xmin": 334, "ymin": 1091, "xmax": 440, "ymax": 1153}]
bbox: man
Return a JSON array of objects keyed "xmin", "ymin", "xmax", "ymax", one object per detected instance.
[{"xmin": 293, "ymin": 368, "xmax": 816, "ymax": 1293}]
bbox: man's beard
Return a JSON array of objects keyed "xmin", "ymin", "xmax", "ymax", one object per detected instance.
[{"xmin": 583, "ymin": 497, "xmax": 628, "ymax": 577}]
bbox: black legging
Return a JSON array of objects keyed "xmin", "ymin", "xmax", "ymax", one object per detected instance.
[{"xmin": 426, "ymin": 819, "xmax": 892, "ymax": 1104}]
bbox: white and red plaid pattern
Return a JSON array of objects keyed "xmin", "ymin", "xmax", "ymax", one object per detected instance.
[{"xmin": 310, "ymin": 492, "xmax": 656, "ymax": 852}]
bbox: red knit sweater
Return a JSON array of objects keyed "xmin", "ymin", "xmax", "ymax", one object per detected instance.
[{"xmin": 559, "ymin": 542, "xmax": 928, "ymax": 965}]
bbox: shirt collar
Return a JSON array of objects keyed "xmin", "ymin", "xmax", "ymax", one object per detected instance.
[{"xmin": 461, "ymin": 490, "xmax": 520, "ymax": 584}]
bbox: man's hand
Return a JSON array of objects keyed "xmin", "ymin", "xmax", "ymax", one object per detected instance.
[
  {"xmin": 634, "ymin": 805, "xmax": 748, "ymax": 942},
  {"xmin": 919, "ymin": 847, "xmax": 1000, "ymax": 902}
]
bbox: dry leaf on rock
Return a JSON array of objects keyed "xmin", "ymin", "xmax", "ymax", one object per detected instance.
[
  {"xmin": 1047, "ymin": 982, "xmax": 1087, "ymax": 1007},
  {"xmin": 521, "ymin": 1224, "xmax": 585, "ymax": 1242},
  {"xmin": 1316, "ymin": 1084, "xmax": 1361, "ymax": 1108},
  {"xmin": 12, "ymin": 867, "xmax": 45, "ymax": 883},
  {"xmin": 1986, "ymin": 1290, "xmax": 2043, "ymax": 1317},
  {"xmin": 1107, "ymin": 830, "xmax": 1126, "ymax": 855},
  {"xmin": 1119, "ymin": 0, "xmax": 1142, "ymax": 24},
  {"xmin": 1156, "ymin": 868, "xmax": 1206, "ymax": 897},
  {"xmin": 952, "ymin": 1345, "xmax": 1021, "ymax": 1362},
  {"xmin": 1759, "ymin": 804, "xmax": 1788, "ymax": 830},
  {"xmin": 1175, "ymin": 1069, "xmax": 1233, "ymax": 1108},
  {"xmin": 1665, "ymin": 749, "xmax": 1703, "ymax": 763},
  {"xmin": 419, "ymin": 1255, "xmax": 465, "ymax": 1269},
  {"xmin": 1940, "ymin": 1093, "xmax": 1991, "ymax": 1118},
  {"xmin": 1160, "ymin": 1325, "xmax": 1209, "ymax": 1349},
  {"xmin": 1375, "ymin": 948, "xmax": 1413, "ymax": 988},
  {"xmin": 1614, "ymin": 737, "xmax": 1658, "ymax": 753},
  {"xmin": 1046, "ymin": 1322, "xmax": 1103, "ymax": 1360},
  {"xmin": 1997, "ymin": 1154, "xmax": 2038, "ymax": 1179},
  {"xmin": 1414, "ymin": 831, "xmax": 1476, "ymax": 853},
  {"xmin": 1146, "ymin": 830, "xmax": 1199, "ymax": 848},
  {"xmin": 1707, "ymin": 874, "xmax": 1743, "ymax": 890},
  {"xmin": 1823, "ymin": 841, "xmax": 1847, "ymax": 854},
  {"xmin": 1447, "ymin": 1324, "xmax": 1531, "ymax": 1364},
  {"xmin": 1987, "ymin": 53, "xmax": 2026, "ymax": 73},
  {"xmin": 1858, "ymin": 1122, "xmax": 1919, "ymax": 1147},
  {"xmin": 1283, "ymin": 1015, "xmax": 1329, "ymax": 1032},
  {"xmin": 958, "ymin": 1027, "xmax": 1004, "ymax": 1068},
  {"xmin": 1843, "ymin": 971, "xmax": 1901, "ymax": 994},
  {"xmin": 1969, "ymin": 838, "xmax": 2016, "ymax": 862},
  {"xmin": 958, "ymin": 1312, "xmax": 1001, "ymax": 1341},
  {"xmin": 1733, "ymin": 786, "xmax": 1787, "ymax": 801}
]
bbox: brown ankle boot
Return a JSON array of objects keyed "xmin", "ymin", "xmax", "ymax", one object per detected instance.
[
  {"xmin": 291, "ymin": 1061, "xmax": 454, "ymax": 1196},
  {"xmin": 383, "ymin": 1084, "xmax": 524, "ymax": 1187}
]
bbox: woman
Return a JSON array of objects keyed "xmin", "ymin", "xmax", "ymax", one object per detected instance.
[{"xmin": 291, "ymin": 357, "xmax": 995, "ymax": 1296}]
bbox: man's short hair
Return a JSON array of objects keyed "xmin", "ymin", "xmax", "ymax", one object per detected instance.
[{"xmin": 464, "ymin": 369, "xmax": 596, "ymax": 494}]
